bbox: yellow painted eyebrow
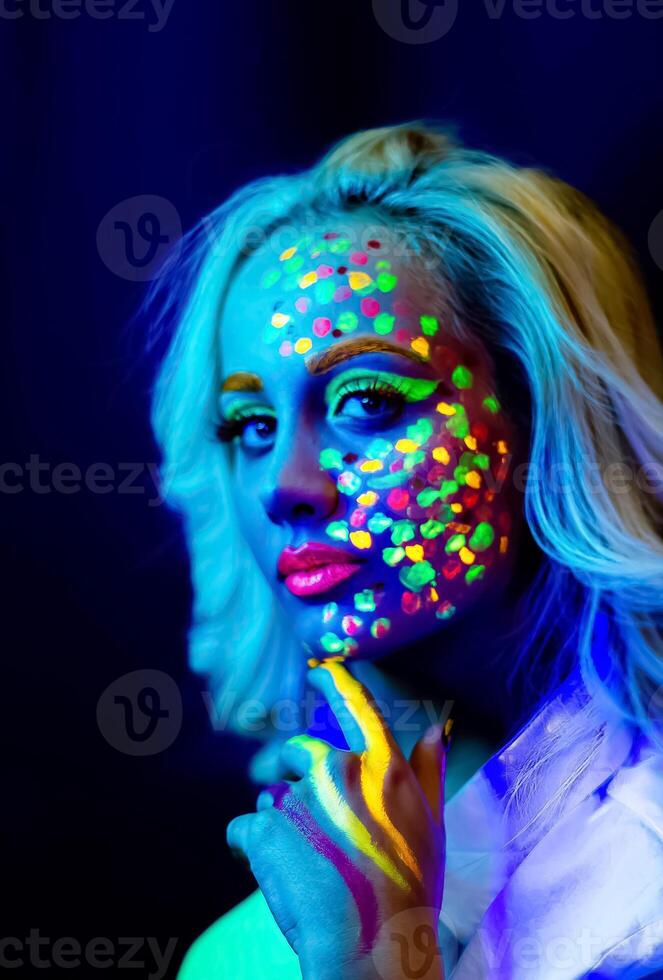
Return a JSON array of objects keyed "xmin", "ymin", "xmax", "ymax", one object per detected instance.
[
  {"xmin": 305, "ymin": 338, "xmax": 430, "ymax": 376},
  {"xmin": 220, "ymin": 371, "xmax": 263, "ymax": 393}
]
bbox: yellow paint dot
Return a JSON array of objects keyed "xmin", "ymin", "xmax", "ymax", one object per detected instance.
[
  {"xmin": 432, "ymin": 445, "xmax": 450, "ymax": 464},
  {"xmin": 464, "ymin": 435, "xmax": 478, "ymax": 450},
  {"xmin": 465, "ymin": 471, "xmax": 482, "ymax": 489},
  {"xmin": 497, "ymin": 440, "xmax": 509, "ymax": 455},
  {"xmin": 429, "ymin": 586, "xmax": 439, "ymax": 602},
  {"xmin": 349, "ymin": 530, "xmax": 372, "ymax": 550},
  {"xmin": 459, "ymin": 547, "xmax": 475, "ymax": 565},
  {"xmin": 360, "ymin": 459, "xmax": 383, "ymax": 473},
  {"xmin": 357, "ymin": 491, "xmax": 378, "ymax": 507},
  {"xmin": 410, "ymin": 336, "xmax": 430, "ymax": 358},
  {"xmin": 447, "ymin": 522, "xmax": 471, "ymax": 534},
  {"xmin": 451, "ymin": 502, "xmax": 463, "ymax": 513},
  {"xmin": 271, "ymin": 312, "xmax": 290, "ymax": 328},
  {"xmin": 299, "ymin": 271, "xmax": 317, "ymax": 289},
  {"xmin": 280, "ymin": 246, "xmax": 297, "ymax": 261},
  {"xmin": 348, "ymin": 271, "xmax": 372, "ymax": 291},
  {"xmin": 499, "ymin": 535, "xmax": 509, "ymax": 554},
  {"xmin": 294, "ymin": 337, "xmax": 312, "ymax": 354},
  {"xmin": 395, "ymin": 438, "xmax": 420, "ymax": 453},
  {"xmin": 436, "ymin": 402, "xmax": 456, "ymax": 416},
  {"xmin": 485, "ymin": 490, "xmax": 495, "ymax": 503},
  {"xmin": 405, "ymin": 544, "xmax": 424, "ymax": 562}
]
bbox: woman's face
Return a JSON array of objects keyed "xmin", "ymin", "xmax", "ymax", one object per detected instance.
[{"xmin": 218, "ymin": 223, "xmax": 523, "ymax": 664}]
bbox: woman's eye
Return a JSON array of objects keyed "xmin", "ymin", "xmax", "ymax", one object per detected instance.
[
  {"xmin": 217, "ymin": 413, "xmax": 277, "ymax": 450},
  {"xmin": 335, "ymin": 388, "xmax": 405, "ymax": 426}
]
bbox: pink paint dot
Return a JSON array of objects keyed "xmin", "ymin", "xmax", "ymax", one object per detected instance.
[
  {"xmin": 360, "ymin": 298, "xmax": 381, "ymax": 318},
  {"xmin": 395, "ymin": 328, "xmax": 411, "ymax": 345},
  {"xmin": 350, "ymin": 251, "xmax": 368, "ymax": 265},
  {"xmin": 295, "ymin": 297, "xmax": 310, "ymax": 313},
  {"xmin": 350, "ymin": 508, "xmax": 367, "ymax": 528},
  {"xmin": 389, "ymin": 459, "xmax": 404, "ymax": 473},
  {"xmin": 323, "ymin": 231, "xmax": 340, "ymax": 240},
  {"xmin": 313, "ymin": 317, "xmax": 332, "ymax": 337},
  {"xmin": 333, "ymin": 285, "xmax": 352, "ymax": 302},
  {"xmin": 279, "ymin": 341, "xmax": 293, "ymax": 357},
  {"xmin": 402, "ymin": 592, "xmax": 421, "ymax": 615},
  {"xmin": 317, "ymin": 264, "xmax": 334, "ymax": 278},
  {"xmin": 393, "ymin": 300, "xmax": 412, "ymax": 317},
  {"xmin": 342, "ymin": 615, "xmax": 362, "ymax": 636},
  {"xmin": 387, "ymin": 488, "xmax": 409, "ymax": 510}
]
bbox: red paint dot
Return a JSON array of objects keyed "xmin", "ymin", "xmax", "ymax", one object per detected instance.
[
  {"xmin": 337, "ymin": 265, "xmax": 348, "ymax": 274},
  {"xmin": 324, "ymin": 231, "xmax": 340, "ymax": 240},
  {"xmin": 344, "ymin": 452, "xmax": 358, "ymax": 463},
  {"xmin": 367, "ymin": 239, "xmax": 381, "ymax": 249},
  {"xmin": 332, "ymin": 329, "xmax": 343, "ymax": 337},
  {"xmin": 395, "ymin": 328, "xmax": 411, "ymax": 345},
  {"xmin": 387, "ymin": 488, "xmax": 409, "ymax": 510},
  {"xmin": 313, "ymin": 317, "xmax": 332, "ymax": 337},
  {"xmin": 389, "ymin": 458, "xmax": 404, "ymax": 473},
  {"xmin": 471, "ymin": 422, "xmax": 488, "ymax": 441},
  {"xmin": 442, "ymin": 560, "xmax": 462, "ymax": 580},
  {"xmin": 360, "ymin": 297, "xmax": 380, "ymax": 318},
  {"xmin": 422, "ymin": 539, "xmax": 437, "ymax": 559},
  {"xmin": 462, "ymin": 490, "xmax": 480, "ymax": 508},
  {"xmin": 350, "ymin": 251, "xmax": 368, "ymax": 265},
  {"xmin": 402, "ymin": 592, "xmax": 421, "ymax": 615}
]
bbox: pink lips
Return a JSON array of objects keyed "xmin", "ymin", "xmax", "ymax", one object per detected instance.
[{"xmin": 277, "ymin": 542, "xmax": 364, "ymax": 597}]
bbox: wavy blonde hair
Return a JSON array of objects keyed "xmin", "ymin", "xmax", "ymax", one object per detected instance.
[{"xmin": 149, "ymin": 121, "xmax": 663, "ymax": 755}]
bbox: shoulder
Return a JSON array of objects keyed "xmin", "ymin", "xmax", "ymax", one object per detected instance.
[{"xmin": 177, "ymin": 890, "xmax": 301, "ymax": 980}]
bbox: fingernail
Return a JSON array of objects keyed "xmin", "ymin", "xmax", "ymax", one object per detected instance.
[{"xmin": 442, "ymin": 718, "xmax": 454, "ymax": 751}]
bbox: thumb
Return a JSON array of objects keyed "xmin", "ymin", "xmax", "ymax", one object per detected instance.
[{"xmin": 409, "ymin": 718, "xmax": 454, "ymax": 824}]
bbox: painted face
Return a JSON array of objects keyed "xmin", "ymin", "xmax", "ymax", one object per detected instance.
[{"xmin": 218, "ymin": 224, "xmax": 522, "ymax": 665}]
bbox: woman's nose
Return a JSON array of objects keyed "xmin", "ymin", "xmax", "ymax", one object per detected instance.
[{"xmin": 261, "ymin": 452, "xmax": 339, "ymax": 526}]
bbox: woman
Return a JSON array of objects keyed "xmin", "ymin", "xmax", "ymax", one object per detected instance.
[{"xmin": 150, "ymin": 123, "xmax": 663, "ymax": 978}]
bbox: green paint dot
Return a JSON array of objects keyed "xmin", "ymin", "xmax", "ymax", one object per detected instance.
[
  {"xmin": 315, "ymin": 279, "xmax": 335, "ymax": 304},
  {"xmin": 370, "ymin": 618, "xmax": 391, "ymax": 638},
  {"xmin": 391, "ymin": 520, "xmax": 416, "ymax": 545},
  {"xmin": 440, "ymin": 479, "xmax": 459, "ymax": 500},
  {"xmin": 320, "ymin": 448, "xmax": 343, "ymax": 470},
  {"xmin": 326, "ymin": 521, "xmax": 349, "ymax": 542},
  {"xmin": 435, "ymin": 604, "xmax": 456, "ymax": 620},
  {"xmin": 367, "ymin": 512, "xmax": 393, "ymax": 534},
  {"xmin": 469, "ymin": 522, "xmax": 495, "ymax": 552},
  {"xmin": 465, "ymin": 565, "xmax": 486, "ymax": 585},
  {"xmin": 321, "ymin": 632, "xmax": 345, "ymax": 654},
  {"xmin": 473, "ymin": 453, "xmax": 490, "ymax": 470},
  {"xmin": 260, "ymin": 268, "xmax": 281, "ymax": 289},
  {"xmin": 284, "ymin": 255, "xmax": 304, "ymax": 274},
  {"xmin": 403, "ymin": 450, "xmax": 426, "ymax": 472},
  {"xmin": 375, "ymin": 260, "xmax": 391, "ymax": 270},
  {"xmin": 420, "ymin": 315, "xmax": 439, "ymax": 336},
  {"xmin": 452, "ymin": 365, "xmax": 473, "ymax": 389},
  {"xmin": 406, "ymin": 417, "xmax": 433, "ymax": 446},
  {"xmin": 337, "ymin": 471, "xmax": 362, "ymax": 495},
  {"xmin": 376, "ymin": 272, "xmax": 398, "ymax": 292},
  {"xmin": 354, "ymin": 589, "xmax": 376, "ymax": 613},
  {"xmin": 368, "ymin": 470, "xmax": 410, "ymax": 489},
  {"xmin": 416, "ymin": 487, "xmax": 440, "ymax": 507},
  {"xmin": 337, "ymin": 311, "xmax": 359, "ymax": 333},
  {"xmin": 445, "ymin": 533, "xmax": 466, "ymax": 554},
  {"xmin": 329, "ymin": 238, "xmax": 351, "ymax": 254},
  {"xmin": 420, "ymin": 519, "xmax": 445, "ymax": 539},
  {"xmin": 446, "ymin": 407, "xmax": 469, "ymax": 439},
  {"xmin": 323, "ymin": 602, "xmax": 338, "ymax": 623},
  {"xmin": 367, "ymin": 438, "xmax": 393, "ymax": 459},
  {"xmin": 382, "ymin": 546, "xmax": 405, "ymax": 567},
  {"xmin": 482, "ymin": 395, "xmax": 500, "ymax": 414},
  {"xmin": 398, "ymin": 561, "xmax": 436, "ymax": 593},
  {"xmin": 454, "ymin": 465, "xmax": 469, "ymax": 485},
  {"xmin": 373, "ymin": 313, "xmax": 395, "ymax": 335}
]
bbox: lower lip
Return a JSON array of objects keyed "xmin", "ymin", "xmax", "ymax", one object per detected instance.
[{"xmin": 283, "ymin": 562, "xmax": 362, "ymax": 597}]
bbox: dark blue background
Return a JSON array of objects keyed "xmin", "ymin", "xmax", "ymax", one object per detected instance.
[{"xmin": 4, "ymin": 3, "xmax": 663, "ymax": 975}]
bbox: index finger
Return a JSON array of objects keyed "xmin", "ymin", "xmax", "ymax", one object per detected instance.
[{"xmin": 308, "ymin": 660, "xmax": 404, "ymax": 761}]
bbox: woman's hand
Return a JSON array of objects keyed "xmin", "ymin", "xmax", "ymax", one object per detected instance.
[{"xmin": 226, "ymin": 659, "xmax": 451, "ymax": 980}]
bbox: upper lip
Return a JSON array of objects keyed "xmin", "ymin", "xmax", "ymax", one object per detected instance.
[{"xmin": 277, "ymin": 542, "xmax": 364, "ymax": 577}]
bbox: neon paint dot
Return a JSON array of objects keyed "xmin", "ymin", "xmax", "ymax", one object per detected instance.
[
  {"xmin": 469, "ymin": 522, "xmax": 495, "ymax": 552},
  {"xmin": 431, "ymin": 446, "xmax": 449, "ymax": 464},
  {"xmin": 337, "ymin": 311, "xmax": 359, "ymax": 333},
  {"xmin": 428, "ymin": 586, "xmax": 439, "ymax": 603},
  {"xmin": 405, "ymin": 544, "xmax": 424, "ymax": 562},
  {"xmin": 394, "ymin": 329, "xmax": 410, "ymax": 346},
  {"xmin": 462, "ymin": 490, "xmax": 480, "ymax": 508},
  {"xmin": 373, "ymin": 313, "xmax": 395, "ymax": 335},
  {"xmin": 440, "ymin": 479, "xmax": 459, "ymax": 499},
  {"xmin": 442, "ymin": 560, "xmax": 462, "ymax": 580},
  {"xmin": 465, "ymin": 471, "xmax": 482, "ymax": 489},
  {"xmin": 337, "ymin": 266, "xmax": 348, "ymax": 274},
  {"xmin": 357, "ymin": 491, "xmax": 378, "ymax": 507},
  {"xmin": 407, "ymin": 417, "xmax": 433, "ymax": 444},
  {"xmin": 284, "ymin": 255, "xmax": 304, "ymax": 274},
  {"xmin": 465, "ymin": 565, "xmax": 486, "ymax": 585},
  {"xmin": 315, "ymin": 280, "xmax": 336, "ymax": 304},
  {"xmin": 348, "ymin": 271, "xmax": 372, "ymax": 291},
  {"xmin": 420, "ymin": 315, "xmax": 439, "ymax": 336},
  {"xmin": 390, "ymin": 520, "xmax": 416, "ymax": 545},
  {"xmin": 473, "ymin": 453, "xmax": 490, "ymax": 470},
  {"xmin": 319, "ymin": 448, "xmax": 343, "ymax": 470},
  {"xmin": 402, "ymin": 450, "xmax": 426, "ymax": 472},
  {"xmin": 279, "ymin": 341, "xmax": 293, "ymax": 357},
  {"xmin": 497, "ymin": 440, "xmax": 509, "ymax": 455},
  {"xmin": 261, "ymin": 268, "xmax": 281, "ymax": 289},
  {"xmin": 295, "ymin": 297, "xmax": 310, "ymax": 313},
  {"xmin": 299, "ymin": 271, "xmax": 317, "ymax": 289},
  {"xmin": 354, "ymin": 590, "xmax": 376, "ymax": 613},
  {"xmin": 344, "ymin": 638, "xmax": 359, "ymax": 657},
  {"xmin": 368, "ymin": 470, "xmax": 410, "ymax": 489},
  {"xmin": 399, "ymin": 561, "xmax": 436, "ymax": 593},
  {"xmin": 499, "ymin": 535, "xmax": 509, "ymax": 554},
  {"xmin": 436, "ymin": 402, "xmax": 456, "ymax": 416},
  {"xmin": 294, "ymin": 337, "xmax": 312, "ymax": 354},
  {"xmin": 338, "ymin": 471, "xmax": 362, "ymax": 495},
  {"xmin": 316, "ymin": 264, "xmax": 334, "ymax": 278},
  {"xmin": 446, "ymin": 413, "xmax": 470, "ymax": 439},
  {"xmin": 367, "ymin": 512, "xmax": 393, "ymax": 534},
  {"xmin": 322, "ymin": 602, "xmax": 338, "ymax": 623},
  {"xmin": 452, "ymin": 365, "xmax": 473, "ymax": 389},
  {"xmin": 459, "ymin": 547, "xmax": 475, "ymax": 565},
  {"xmin": 321, "ymin": 632, "xmax": 345, "ymax": 654},
  {"xmin": 367, "ymin": 239, "xmax": 381, "ymax": 249},
  {"xmin": 323, "ymin": 231, "xmax": 340, "ymax": 240},
  {"xmin": 342, "ymin": 615, "xmax": 363, "ymax": 636},
  {"xmin": 464, "ymin": 435, "xmax": 478, "ymax": 451},
  {"xmin": 325, "ymin": 521, "xmax": 349, "ymax": 542},
  {"xmin": 387, "ymin": 488, "xmax": 409, "ymax": 510},
  {"xmin": 360, "ymin": 297, "xmax": 381, "ymax": 318},
  {"xmin": 271, "ymin": 312, "xmax": 290, "ymax": 328},
  {"xmin": 367, "ymin": 438, "xmax": 393, "ymax": 459},
  {"xmin": 395, "ymin": 438, "xmax": 419, "ymax": 454},
  {"xmin": 483, "ymin": 395, "xmax": 501, "ymax": 414},
  {"xmin": 420, "ymin": 519, "xmax": 445, "ymax": 539},
  {"xmin": 436, "ymin": 601, "xmax": 456, "ymax": 620},
  {"xmin": 371, "ymin": 618, "xmax": 391, "ymax": 639},
  {"xmin": 376, "ymin": 272, "xmax": 398, "ymax": 292},
  {"xmin": 416, "ymin": 487, "xmax": 440, "ymax": 507},
  {"xmin": 309, "ymin": 317, "xmax": 331, "ymax": 338},
  {"xmin": 349, "ymin": 530, "xmax": 372, "ymax": 550},
  {"xmin": 411, "ymin": 336, "xmax": 430, "ymax": 358},
  {"xmin": 329, "ymin": 238, "xmax": 351, "ymax": 254},
  {"xmin": 360, "ymin": 459, "xmax": 383, "ymax": 473},
  {"xmin": 349, "ymin": 509, "xmax": 367, "ymax": 528},
  {"xmin": 279, "ymin": 246, "xmax": 297, "ymax": 261},
  {"xmin": 402, "ymin": 592, "xmax": 421, "ymax": 615},
  {"xmin": 350, "ymin": 251, "xmax": 368, "ymax": 265},
  {"xmin": 445, "ymin": 533, "xmax": 466, "ymax": 554},
  {"xmin": 382, "ymin": 546, "xmax": 405, "ymax": 567}
]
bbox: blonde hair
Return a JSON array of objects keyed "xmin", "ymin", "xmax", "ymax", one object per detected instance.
[{"xmin": 149, "ymin": 121, "xmax": 663, "ymax": 754}]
